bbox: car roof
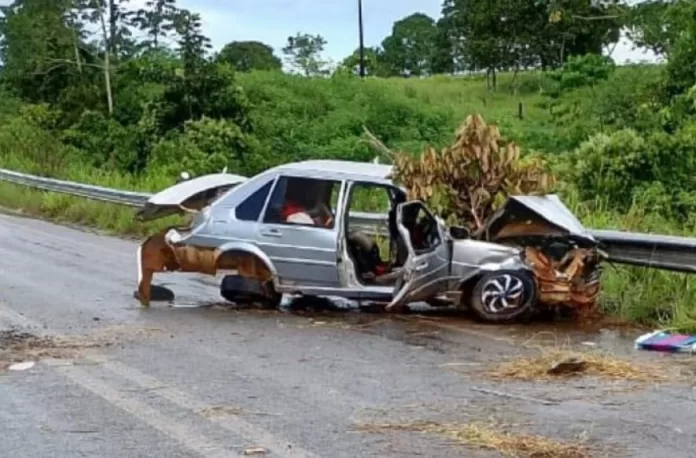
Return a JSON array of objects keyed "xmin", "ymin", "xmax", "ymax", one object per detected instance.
[{"xmin": 270, "ymin": 160, "xmax": 395, "ymax": 184}]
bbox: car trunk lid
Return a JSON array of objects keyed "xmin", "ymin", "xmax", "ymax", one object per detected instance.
[{"xmin": 135, "ymin": 173, "xmax": 247, "ymax": 222}]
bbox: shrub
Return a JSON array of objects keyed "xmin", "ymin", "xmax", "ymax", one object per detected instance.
[
  {"xmin": 148, "ymin": 117, "xmax": 260, "ymax": 179},
  {"xmin": 569, "ymin": 127, "xmax": 696, "ymax": 217},
  {"xmin": 548, "ymin": 53, "xmax": 616, "ymax": 94}
]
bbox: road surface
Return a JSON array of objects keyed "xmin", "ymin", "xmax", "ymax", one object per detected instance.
[{"xmin": 0, "ymin": 211, "xmax": 695, "ymax": 457}]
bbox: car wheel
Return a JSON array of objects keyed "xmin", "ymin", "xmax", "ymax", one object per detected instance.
[
  {"xmin": 220, "ymin": 275, "xmax": 282, "ymax": 309},
  {"xmin": 468, "ymin": 269, "xmax": 537, "ymax": 323}
]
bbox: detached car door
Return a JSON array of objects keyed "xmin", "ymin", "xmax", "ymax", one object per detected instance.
[{"xmin": 388, "ymin": 201, "xmax": 451, "ymax": 311}]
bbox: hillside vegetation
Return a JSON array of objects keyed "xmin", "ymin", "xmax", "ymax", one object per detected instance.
[{"xmin": 1, "ymin": 0, "xmax": 696, "ymax": 330}]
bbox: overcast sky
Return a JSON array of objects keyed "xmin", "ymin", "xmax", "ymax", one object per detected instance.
[{"xmin": 0, "ymin": 0, "xmax": 660, "ymax": 65}]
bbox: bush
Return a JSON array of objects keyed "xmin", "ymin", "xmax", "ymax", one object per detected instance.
[
  {"xmin": 547, "ymin": 54, "xmax": 615, "ymax": 95},
  {"xmin": 569, "ymin": 127, "xmax": 696, "ymax": 217},
  {"xmin": 148, "ymin": 117, "xmax": 260, "ymax": 178}
]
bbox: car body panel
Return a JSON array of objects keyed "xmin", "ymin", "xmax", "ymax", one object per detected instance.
[
  {"xmin": 481, "ymin": 194, "xmax": 595, "ymax": 243},
  {"xmin": 136, "ymin": 173, "xmax": 247, "ymax": 222}
]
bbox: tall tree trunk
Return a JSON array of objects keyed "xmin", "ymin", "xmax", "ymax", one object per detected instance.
[
  {"xmin": 99, "ymin": 9, "xmax": 114, "ymax": 115},
  {"xmin": 108, "ymin": 0, "xmax": 118, "ymax": 56},
  {"xmin": 71, "ymin": 26, "xmax": 83, "ymax": 74}
]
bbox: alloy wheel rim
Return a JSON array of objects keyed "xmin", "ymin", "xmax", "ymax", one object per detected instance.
[{"xmin": 481, "ymin": 274, "xmax": 525, "ymax": 314}]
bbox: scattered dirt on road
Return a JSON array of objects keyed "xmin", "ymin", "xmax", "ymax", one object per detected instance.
[
  {"xmin": 85, "ymin": 324, "xmax": 166, "ymax": 342},
  {"xmin": 485, "ymin": 347, "xmax": 667, "ymax": 383},
  {"xmin": 0, "ymin": 329, "xmax": 104, "ymax": 368},
  {"xmin": 0, "ymin": 325, "xmax": 166, "ymax": 371},
  {"xmin": 354, "ymin": 420, "xmax": 591, "ymax": 458}
]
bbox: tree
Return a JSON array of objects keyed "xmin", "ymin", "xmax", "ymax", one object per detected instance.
[
  {"xmin": 626, "ymin": 0, "xmax": 687, "ymax": 57},
  {"xmin": 441, "ymin": 0, "xmax": 623, "ymax": 86},
  {"xmin": 381, "ymin": 13, "xmax": 438, "ymax": 76},
  {"xmin": 431, "ymin": 17, "xmax": 455, "ymax": 74},
  {"xmin": 338, "ymin": 46, "xmax": 390, "ymax": 77},
  {"xmin": 0, "ymin": 0, "xmax": 79, "ymax": 102},
  {"xmin": 282, "ymin": 32, "xmax": 328, "ymax": 76},
  {"xmin": 132, "ymin": 0, "xmax": 177, "ymax": 49},
  {"xmin": 217, "ymin": 41, "xmax": 281, "ymax": 72},
  {"xmin": 539, "ymin": 0, "xmax": 622, "ymax": 67},
  {"xmin": 441, "ymin": 0, "xmax": 516, "ymax": 88}
]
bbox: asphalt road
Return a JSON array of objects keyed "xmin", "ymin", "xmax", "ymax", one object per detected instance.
[{"xmin": 1, "ymin": 211, "xmax": 696, "ymax": 458}]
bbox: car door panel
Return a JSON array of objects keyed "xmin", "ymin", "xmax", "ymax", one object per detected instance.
[
  {"xmin": 255, "ymin": 175, "xmax": 344, "ymax": 288},
  {"xmin": 388, "ymin": 201, "xmax": 451, "ymax": 310},
  {"xmin": 256, "ymin": 224, "xmax": 340, "ymax": 287}
]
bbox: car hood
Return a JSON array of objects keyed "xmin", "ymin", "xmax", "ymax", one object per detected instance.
[
  {"xmin": 479, "ymin": 194, "xmax": 595, "ymax": 243},
  {"xmin": 135, "ymin": 173, "xmax": 247, "ymax": 222}
]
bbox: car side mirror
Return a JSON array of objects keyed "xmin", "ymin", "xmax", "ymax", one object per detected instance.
[{"xmin": 449, "ymin": 225, "xmax": 469, "ymax": 239}]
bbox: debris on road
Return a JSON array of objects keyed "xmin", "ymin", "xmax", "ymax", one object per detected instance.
[
  {"xmin": 243, "ymin": 447, "xmax": 267, "ymax": 455},
  {"xmin": 0, "ymin": 330, "xmax": 93, "ymax": 367},
  {"xmin": 354, "ymin": 420, "xmax": 590, "ymax": 458},
  {"xmin": 547, "ymin": 356, "xmax": 587, "ymax": 375},
  {"xmin": 8, "ymin": 361, "xmax": 35, "ymax": 371},
  {"xmin": 0, "ymin": 326, "xmax": 165, "ymax": 370},
  {"xmin": 635, "ymin": 330, "xmax": 696, "ymax": 353},
  {"xmin": 486, "ymin": 348, "xmax": 666, "ymax": 382},
  {"xmin": 197, "ymin": 405, "xmax": 244, "ymax": 418}
]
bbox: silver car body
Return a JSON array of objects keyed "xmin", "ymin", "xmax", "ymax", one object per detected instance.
[{"xmin": 141, "ymin": 160, "xmax": 530, "ymax": 307}]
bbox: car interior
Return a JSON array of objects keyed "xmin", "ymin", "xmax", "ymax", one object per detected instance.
[{"xmin": 344, "ymin": 183, "xmax": 412, "ymax": 286}]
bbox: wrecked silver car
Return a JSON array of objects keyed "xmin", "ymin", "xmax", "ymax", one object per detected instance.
[{"xmin": 134, "ymin": 160, "xmax": 599, "ymax": 322}]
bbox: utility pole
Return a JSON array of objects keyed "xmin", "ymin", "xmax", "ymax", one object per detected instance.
[{"xmin": 358, "ymin": 0, "xmax": 365, "ymax": 78}]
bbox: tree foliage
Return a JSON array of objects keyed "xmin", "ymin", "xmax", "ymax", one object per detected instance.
[
  {"xmin": 217, "ymin": 41, "xmax": 281, "ymax": 72},
  {"xmin": 367, "ymin": 114, "xmax": 556, "ymax": 230},
  {"xmin": 282, "ymin": 33, "xmax": 328, "ymax": 76},
  {"xmin": 381, "ymin": 13, "xmax": 439, "ymax": 76}
]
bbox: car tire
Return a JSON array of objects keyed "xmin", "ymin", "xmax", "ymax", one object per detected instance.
[
  {"xmin": 468, "ymin": 269, "xmax": 537, "ymax": 323},
  {"xmin": 220, "ymin": 275, "xmax": 282, "ymax": 309}
]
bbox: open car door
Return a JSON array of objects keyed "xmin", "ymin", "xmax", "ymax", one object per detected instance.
[{"xmin": 386, "ymin": 201, "xmax": 451, "ymax": 311}]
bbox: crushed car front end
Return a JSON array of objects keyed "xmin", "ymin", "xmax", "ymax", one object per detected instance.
[{"xmin": 477, "ymin": 195, "xmax": 603, "ymax": 315}]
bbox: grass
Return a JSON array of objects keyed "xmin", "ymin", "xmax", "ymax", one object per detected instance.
[
  {"xmin": 354, "ymin": 420, "xmax": 591, "ymax": 458},
  {"xmin": 485, "ymin": 347, "xmax": 667, "ymax": 383}
]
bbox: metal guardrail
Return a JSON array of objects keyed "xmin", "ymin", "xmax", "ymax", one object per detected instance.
[
  {"xmin": 0, "ymin": 168, "xmax": 389, "ymax": 231},
  {"xmin": 0, "ymin": 168, "xmax": 151, "ymax": 207}
]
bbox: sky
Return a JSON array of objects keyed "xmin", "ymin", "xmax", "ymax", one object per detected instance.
[{"xmin": 0, "ymin": 0, "xmax": 661, "ymax": 66}]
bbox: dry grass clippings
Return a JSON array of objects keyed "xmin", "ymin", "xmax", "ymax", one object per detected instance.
[
  {"xmin": 486, "ymin": 348, "xmax": 667, "ymax": 383},
  {"xmin": 354, "ymin": 420, "xmax": 590, "ymax": 458}
]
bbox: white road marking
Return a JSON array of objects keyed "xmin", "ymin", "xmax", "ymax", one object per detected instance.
[
  {"xmin": 88, "ymin": 353, "xmax": 318, "ymax": 458},
  {"xmin": 43, "ymin": 358, "xmax": 239, "ymax": 458},
  {"xmin": 0, "ymin": 301, "xmax": 318, "ymax": 458}
]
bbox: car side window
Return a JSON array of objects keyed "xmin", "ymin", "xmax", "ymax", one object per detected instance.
[
  {"xmin": 262, "ymin": 176, "xmax": 341, "ymax": 229},
  {"xmin": 235, "ymin": 181, "xmax": 273, "ymax": 221}
]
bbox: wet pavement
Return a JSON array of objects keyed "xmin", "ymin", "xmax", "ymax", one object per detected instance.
[{"xmin": 1, "ymin": 212, "xmax": 695, "ymax": 457}]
